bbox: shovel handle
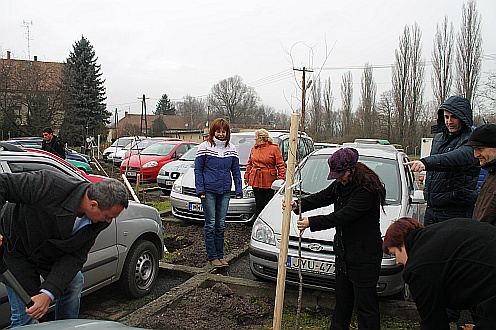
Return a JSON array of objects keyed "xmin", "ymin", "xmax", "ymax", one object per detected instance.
[{"xmin": 0, "ymin": 270, "xmax": 34, "ymax": 307}]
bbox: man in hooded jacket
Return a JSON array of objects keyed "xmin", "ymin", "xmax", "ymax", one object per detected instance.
[{"xmin": 406, "ymin": 95, "xmax": 479, "ymax": 226}]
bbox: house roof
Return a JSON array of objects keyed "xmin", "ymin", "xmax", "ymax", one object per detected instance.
[
  {"xmin": 115, "ymin": 113, "xmax": 189, "ymax": 130},
  {"xmin": 0, "ymin": 58, "xmax": 64, "ymax": 92}
]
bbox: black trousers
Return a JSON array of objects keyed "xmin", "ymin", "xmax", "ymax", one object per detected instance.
[
  {"xmin": 330, "ymin": 268, "xmax": 380, "ymax": 330},
  {"xmin": 252, "ymin": 188, "xmax": 275, "ymax": 216}
]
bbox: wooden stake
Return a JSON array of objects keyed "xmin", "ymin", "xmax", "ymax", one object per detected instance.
[{"xmin": 272, "ymin": 112, "xmax": 299, "ymax": 330}]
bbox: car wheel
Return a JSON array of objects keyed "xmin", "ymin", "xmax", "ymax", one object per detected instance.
[{"xmin": 119, "ymin": 240, "xmax": 159, "ymax": 298}]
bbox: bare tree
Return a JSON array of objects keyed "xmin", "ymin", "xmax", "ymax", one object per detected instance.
[
  {"xmin": 307, "ymin": 78, "xmax": 324, "ymax": 140},
  {"xmin": 392, "ymin": 25, "xmax": 411, "ymax": 143},
  {"xmin": 358, "ymin": 64, "xmax": 377, "ymax": 137},
  {"xmin": 392, "ymin": 23, "xmax": 425, "ymax": 148},
  {"xmin": 209, "ymin": 75, "xmax": 259, "ymax": 124},
  {"xmin": 407, "ymin": 23, "xmax": 425, "ymax": 148},
  {"xmin": 376, "ymin": 90, "xmax": 396, "ymax": 141},
  {"xmin": 175, "ymin": 95, "xmax": 207, "ymax": 128},
  {"xmin": 340, "ymin": 71, "xmax": 353, "ymax": 138},
  {"xmin": 432, "ymin": 16, "xmax": 455, "ymax": 106},
  {"xmin": 322, "ymin": 77, "xmax": 337, "ymax": 139},
  {"xmin": 456, "ymin": 0, "xmax": 482, "ymax": 104},
  {"xmin": 0, "ymin": 58, "xmax": 64, "ymax": 138}
]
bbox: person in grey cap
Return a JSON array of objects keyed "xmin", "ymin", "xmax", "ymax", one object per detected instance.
[
  {"xmin": 466, "ymin": 123, "xmax": 496, "ymax": 226},
  {"xmin": 283, "ymin": 147, "xmax": 385, "ymax": 330},
  {"xmin": 405, "ymin": 96, "xmax": 479, "ymax": 227}
]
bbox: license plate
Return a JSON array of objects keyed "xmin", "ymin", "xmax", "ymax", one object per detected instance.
[
  {"xmin": 189, "ymin": 203, "xmax": 203, "ymax": 212},
  {"xmin": 126, "ymin": 172, "xmax": 137, "ymax": 177},
  {"xmin": 286, "ymin": 256, "xmax": 335, "ymax": 275},
  {"xmin": 165, "ymin": 180, "xmax": 174, "ymax": 186}
]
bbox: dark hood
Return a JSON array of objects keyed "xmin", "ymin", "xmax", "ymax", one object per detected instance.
[{"xmin": 437, "ymin": 96, "xmax": 473, "ymax": 134}]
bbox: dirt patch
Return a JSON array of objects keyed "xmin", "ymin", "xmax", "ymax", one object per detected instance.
[
  {"xmin": 162, "ymin": 221, "xmax": 252, "ymax": 268},
  {"xmin": 136, "ymin": 283, "xmax": 274, "ymax": 330}
]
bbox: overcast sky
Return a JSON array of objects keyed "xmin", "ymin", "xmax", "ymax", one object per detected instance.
[{"xmin": 2, "ymin": 0, "xmax": 495, "ymax": 121}]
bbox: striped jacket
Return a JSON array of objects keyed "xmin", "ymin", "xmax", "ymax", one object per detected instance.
[{"xmin": 194, "ymin": 137, "xmax": 242, "ymax": 196}]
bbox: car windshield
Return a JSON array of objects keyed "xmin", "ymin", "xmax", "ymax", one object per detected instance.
[
  {"xmin": 179, "ymin": 145, "xmax": 198, "ymax": 161},
  {"xmin": 141, "ymin": 143, "xmax": 177, "ymax": 156},
  {"xmin": 230, "ymin": 133, "xmax": 284, "ymax": 166},
  {"xmin": 294, "ymin": 154, "xmax": 400, "ymax": 205},
  {"xmin": 135, "ymin": 139, "xmax": 162, "ymax": 150},
  {"xmin": 123, "ymin": 140, "xmax": 142, "ymax": 150},
  {"xmin": 114, "ymin": 138, "xmax": 135, "ymax": 148}
]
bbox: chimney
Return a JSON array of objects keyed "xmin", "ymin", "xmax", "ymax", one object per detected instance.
[
  {"xmin": 125, "ymin": 111, "xmax": 129, "ymax": 117},
  {"xmin": 7, "ymin": 51, "xmax": 11, "ymax": 60},
  {"xmin": 34, "ymin": 55, "xmax": 37, "ymax": 61}
]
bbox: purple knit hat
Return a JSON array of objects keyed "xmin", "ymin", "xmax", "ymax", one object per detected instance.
[{"xmin": 327, "ymin": 148, "xmax": 359, "ymax": 180}]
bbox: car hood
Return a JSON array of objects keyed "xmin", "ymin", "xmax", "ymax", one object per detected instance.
[
  {"xmin": 121, "ymin": 201, "xmax": 161, "ymax": 224},
  {"xmin": 162, "ymin": 160, "xmax": 194, "ymax": 173},
  {"xmin": 259, "ymin": 189, "xmax": 401, "ymax": 239},
  {"xmin": 122, "ymin": 155, "xmax": 166, "ymax": 167},
  {"xmin": 176, "ymin": 167, "xmax": 248, "ymax": 190}
]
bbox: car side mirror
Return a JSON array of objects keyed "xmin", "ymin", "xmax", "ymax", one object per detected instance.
[
  {"xmin": 271, "ymin": 179, "xmax": 285, "ymax": 191},
  {"xmin": 411, "ymin": 190, "xmax": 425, "ymax": 204}
]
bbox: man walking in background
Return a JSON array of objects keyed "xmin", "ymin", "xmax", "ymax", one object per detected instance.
[{"xmin": 41, "ymin": 127, "xmax": 66, "ymax": 159}]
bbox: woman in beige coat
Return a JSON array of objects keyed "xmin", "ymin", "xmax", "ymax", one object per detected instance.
[{"xmin": 244, "ymin": 129, "xmax": 286, "ymax": 216}]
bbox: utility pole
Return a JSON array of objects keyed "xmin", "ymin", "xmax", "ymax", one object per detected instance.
[
  {"xmin": 293, "ymin": 67, "xmax": 313, "ymax": 133},
  {"xmin": 114, "ymin": 108, "xmax": 118, "ymax": 139},
  {"xmin": 139, "ymin": 94, "xmax": 149, "ymax": 137}
]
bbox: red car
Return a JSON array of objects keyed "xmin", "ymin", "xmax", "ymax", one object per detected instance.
[
  {"xmin": 120, "ymin": 141, "xmax": 198, "ymax": 182},
  {"xmin": 25, "ymin": 148, "xmax": 106, "ymax": 183}
]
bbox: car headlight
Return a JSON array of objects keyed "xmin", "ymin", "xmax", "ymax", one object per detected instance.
[
  {"xmin": 143, "ymin": 161, "xmax": 158, "ymax": 168},
  {"xmin": 172, "ymin": 182, "xmax": 182, "ymax": 193},
  {"xmin": 242, "ymin": 186, "xmax": 254, "ymax": 198},
  {"xmin": 251, "ymin": 218, "xmax": 276, "ymax": 245}
]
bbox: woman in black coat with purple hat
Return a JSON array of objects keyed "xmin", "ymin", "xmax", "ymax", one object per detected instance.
[{"xmin": 284, "ymin": 147, "xmax": 385, "ymax": 330}]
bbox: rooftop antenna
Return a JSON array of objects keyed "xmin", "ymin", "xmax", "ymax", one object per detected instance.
[{"xmin": 22, "ymin": 20, "xmax": 33, "ymax": 60}]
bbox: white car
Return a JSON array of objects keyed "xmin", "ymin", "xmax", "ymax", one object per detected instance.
[
  {"xmin": 170, "ymin": 131, "xmax": 315, "ymax": 223},
  {"xmin": 249, "ymin": 145, "xmax": 425, "ymax": 297},
  {"xmin": 156, "ymin": 145, "xmax": 198, "ymax": 195},
  {"xmin": 103, "ymin": 137, "xmax": 144, "ymax": 163}
]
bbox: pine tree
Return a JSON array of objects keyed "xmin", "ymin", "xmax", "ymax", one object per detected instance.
[
  {"xmin": 60, "ymin": 36, "xmax": 110, "ymax": 145},
  {"xmin": 155, "ymin": 94, "xmax": 176, "ymax": 115}
]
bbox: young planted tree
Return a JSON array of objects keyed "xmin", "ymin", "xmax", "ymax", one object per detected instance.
[
  {"xmin": 456, "ymin": 0, "xmax": 482, "ymax": 104},
  {"xmin": 432, "ymin": 16, "xmax": 455, "ymax": 106},
  {"xmin": 60, "ymin": 36, "xmax": 109, "ymax": 145},
  {"xmin": 155, "ymin": 94, "xmax": 176, "ymax": 115}
]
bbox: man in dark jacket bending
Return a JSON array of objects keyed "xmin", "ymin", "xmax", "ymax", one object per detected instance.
[
  {"xmin": 383, "ymin": 217, "xmax": 496, "ymax": 329},
  {"xmin": 0, "ymin": 170, "xmax": 128, "ymax": 327},
  {"xmin": 406, "ymin": 96, "xmax": 479, "ymax": 226}
]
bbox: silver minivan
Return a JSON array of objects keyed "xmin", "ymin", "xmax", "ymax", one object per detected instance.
[
  {"xmin": 170, "ymin": 131, "xmax": 315, "ymax": 223},
  {"xmin": 249, "ymin": 145, "xmax": 425, "ymax": 297}
]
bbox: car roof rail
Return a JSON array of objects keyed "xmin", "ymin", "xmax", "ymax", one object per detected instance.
[{"xmin": 0, "ymin": 141, "xmax": 26, "ymax": 152}]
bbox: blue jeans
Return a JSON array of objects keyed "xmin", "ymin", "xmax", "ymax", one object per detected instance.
[
  {"xmin": 423, "ymin": 207, "xmax": 473, "ymax": 226},
  {"xmin": 6, "ymin": 271, "xmax": 84, "ymax": 328},
  {"xmin": 201, "ymin": 192, "xmax": 230, "ymax": 261}
]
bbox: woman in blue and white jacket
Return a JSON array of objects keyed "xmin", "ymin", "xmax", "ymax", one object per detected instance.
[{"xmin": 194, "ymin": 118, "xmax": 242, "ymax": 268}]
